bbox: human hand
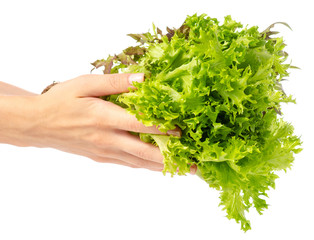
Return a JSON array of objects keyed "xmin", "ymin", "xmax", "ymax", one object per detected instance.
[{"xmin": 23, "ymin": 73, "xmax": 182, "ymax": 172}]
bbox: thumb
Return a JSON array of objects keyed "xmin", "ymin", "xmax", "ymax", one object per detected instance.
[{"xmin": 73, "ymin": 73, "xmax": 144, "ymax": 97}]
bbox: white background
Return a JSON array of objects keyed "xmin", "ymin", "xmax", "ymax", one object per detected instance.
[{"xmin": 0, "ymin": 0, "xmax": 313, "ymax": 239}]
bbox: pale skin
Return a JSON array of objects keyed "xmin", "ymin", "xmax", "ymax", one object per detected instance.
[{"xmin": 0, "ymin": 73, "xmax": 197, "ymax": 174}]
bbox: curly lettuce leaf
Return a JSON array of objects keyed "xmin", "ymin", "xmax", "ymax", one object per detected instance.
[{"xmin": 94, "ymin": 14, "xmax": 302, "ymax": 231}]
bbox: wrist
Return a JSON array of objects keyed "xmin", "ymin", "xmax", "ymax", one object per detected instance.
[
  {"xmin": 0, "ymin": 95, "xmax": 43, "ymax": 147},
  {"xmin": 0, "ymin": 81, "xmax": 37, "ymax": 96}
]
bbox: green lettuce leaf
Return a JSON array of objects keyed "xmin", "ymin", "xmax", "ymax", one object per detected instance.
[{"xmin": 93, "ymin": 14, "xmax": 302, "ymax": 231}]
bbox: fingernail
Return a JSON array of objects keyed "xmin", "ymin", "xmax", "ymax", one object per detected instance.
[
  {"xmin": 167, "ymin": 127, "xmax": 182, "ymax": 137},
  {"xmin": 190, "ymin": 164, "xmax": 197, "ymax": 175},
  {"xmin": 128, "ymin": 73, "xmax": 144, "ymax": 85}
]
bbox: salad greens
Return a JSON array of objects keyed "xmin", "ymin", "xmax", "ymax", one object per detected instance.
[{"xmin": 92, "ymin": 14, "xmax": 302, "ymax": 231}]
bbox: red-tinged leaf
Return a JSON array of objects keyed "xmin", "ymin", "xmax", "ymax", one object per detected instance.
[
  {"xmin": 127, "ymin": 33, "xmax": 148, "ymax": 44},
  {"xmin": 166, "ymin": 26, "xmax": 175, "ymax": 40},
  {"xmin": 278, "ymin": 51, "xmax": 288, "ymax": 57},
  {"xmin": 178, "ymin": 24, "xmax": 190, "ymax": 37},
  {"xmin": 123, "ymin": 46, "xmax": 146, "ymax": 55},
  {"xmin": 103, "ymin": 56, "xmax": 117, "ymax": 74},
  {"xmin": 116, "ymin": 53, "xmax": 136, "ymax": 65},
  {"xmin": 262, "ymin": 22, "xmax": 292, "ymax": 39},
  {"xmin": 157, "ymin": 27, "xmax": 163, "ymax": 36},
  {"xmin": 289, "ymin": 65, "xmax": 301, "ymax": 69},
  {"xmin": 90, "ymin": 59, "xmax": 106, "ymax": 72}
]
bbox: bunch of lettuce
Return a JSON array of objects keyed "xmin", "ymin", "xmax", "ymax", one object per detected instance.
[{"xmin": 92, "ymin": 14, "xmax": 302, "ymax": 231}]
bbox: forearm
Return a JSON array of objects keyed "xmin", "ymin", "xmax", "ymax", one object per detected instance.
[{"xmin": 0, "ymin": 81, "xmax": 37, "ymax": 96}]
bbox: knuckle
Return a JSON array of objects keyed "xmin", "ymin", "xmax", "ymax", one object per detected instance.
[
  {"xmin": 88, "ymin": 133, "xmax": 102, "ymax": 146},
  {"xmin": 87, "ymin": 109, "xmax": 111, "ymax": 129},
  {"xmin": 133, "ymin": 159, "xmax": 148, "ymax": 168},
  {"xmin": 88, "ymin": 133, "xmax": 114, "ymax": 149},
  {"xmin": 91, "ymin": 156, "xmax": 103, "ymax": 163},
  {"xmin": 76, "ymin": 74, "xmax": 90, "ymax": 85},
  {"xmin": 86, "ymin": 104, "xmax": 112, "ymax": 129},
  {"xmin": 82, "ymin": 116, "xmax": 101, "ymax": 132},
  {"xmin": 106, "ymin": 75, "xmax": 124, "ymax": 91},
  {"xmin": 78, "ymin": 74, "xmax": 90, "ymax": 79},
  {"xmin": 134, "ymin": 147, "xmax": 150, "ymax": 160},
  {"xmin": 91, "ymin": 156, "xmax": 111, "ymax": 164},
  {"xmin": 126, "ymin": 120, "xmax": 141, "ymax": 132},
  {"xmin": 74, "ymin": 75, "xmax": 91, "ymax": 90},
  {"xmin": 89, "ymin": 116, "xmax": 103, "ymax": 130}
]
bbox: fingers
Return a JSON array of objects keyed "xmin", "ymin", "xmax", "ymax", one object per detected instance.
[
  {"xmin": 90, "ymin": 150, "xmax": 196, "ymax": 174},
  {"xmin": 99, "ymin": 101, "xmax": 182, "ymax": 136},
  {"xmin": 71, "ymin": 73, "xmax": 144, "ymax": 97},
  {"xmin": 114, "ymin": 131, "xmax": 164, "ymax": 164},
  {"xmin": 190, "ymin": 164, "xmax": 197, "ymax": 175},
  {"xmin": 63, "ymin": 73, "xmax": 181, "ymax": 136},
  {"xmin": 91, "ymin": 151, "xmax": 164, "ymax": 172},
  {"xmin": 91, "ymin": 156, "xmax": 141, "ymax": 169},
  {"xmin": 114, "ymin": 108, "xmax": 181, "ymax": 136}
]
